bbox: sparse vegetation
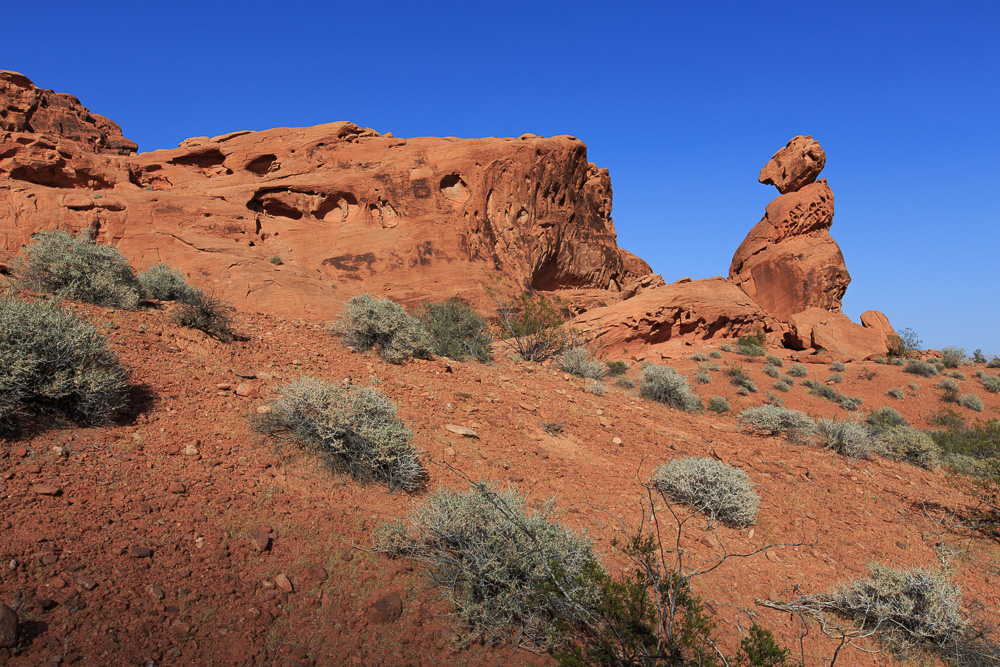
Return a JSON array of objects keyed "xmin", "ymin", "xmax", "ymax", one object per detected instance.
[
  {"xmin": 605, "ymin": 360, "xmax": 629, "ymax": 377},
  {"xmin": 988, "ymin": 358, "xmax": 1000, "ymax": 369},
  {"xmin": 972, "ymin": 349, "xmax": 987, "ymax": 364},
  {"xmin": 639, "ymin": 365, "xmax": 702, "ymax": 412},
  {"xmin": 493, "ymin": 291, "xmax": 572, "ymax": 362},
  {"xmin": 957, "ymin": 392, "xmax": 984, "ymax": 412},
  {"xmin": 254, "ymin": 378, "xmax": 424, "ymax": 490},
  {"xmin": 815, "ymin": 419, "xmax": 875, "ymax": 459},
  {"xmin": 727, "ymin": 364, "xmax": 758, "ymax": 393},
  {"xmin": 615, "ymin": 377, "xmax": 635, "ymax": 389},
  {"xmin": 738, "ymin": 405, "xmax": 814, "ymax": 440},
  {"xmin": 559, "ymin": 347, "xmax": 607, "ymax": 380},
  {"xmin": 585, "ymin": 382, "xmax": 605, "ymax": 396},
  {"xmin": 137, "ymin": 263, "xmax": 199, "ymax": 302},
  {"xmin": 826, "ymin": 372, "xmax": 843, "ymax": 383},
  {"xmin": 787, "ymin": 363, "xmax": 808, "ymax": 378},
  {"xmin": 904, "ymin": 360, "xmax": 938, "ymax": 377},
  {"xmin": 888, "ymin": 387, "xmax": 905, "ymax": 399},
  {"xmin": 415, "ymin": 299, "xmax": 493, "ymax": 363},
  {"xmin": 340, "ymin": 293, "xmax": 432, "ymax": 364},
  {"xmin": 765, "ymin": 354, "xmax": 782, "ymax": 367},
  {"xmin": 651, "ymin": 458, "xmax": 759, "ymax": 527},
  {"xmin": 175, "ymin": 289, "xmax": 237, "ymax": 342},
  {"xmin": 689, "ymin": 352, "xmax": 708, "ymax": 362},
  {"xmin": 15, "ymin": 228, "xmax": 141, "ymax": 309},
  {"xmin": 940, "ymin": 346, "xmax": 966, "ymax": 369},
  {"xmin": 0, "ymin": 296, "xmax": 129, "ymax": 429},
  {"xmin": 892, "ymin": 327, "xmax": 923, "ymax": 355},
  {"xmin": 708, "ymin": 396, "xmax": 730, "ymax": 413}
]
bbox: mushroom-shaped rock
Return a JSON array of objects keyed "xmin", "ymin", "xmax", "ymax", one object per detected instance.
[{"xmin": 758, "ymin": 135, "xmax": 826, "ymax": 194}]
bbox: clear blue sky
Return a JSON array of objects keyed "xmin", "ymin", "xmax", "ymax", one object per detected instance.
[{"xmin": 4, "ymin": 1, "xmax": 998, "ymax": 353}]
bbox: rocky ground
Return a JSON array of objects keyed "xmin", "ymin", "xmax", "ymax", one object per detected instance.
[{"xmin": 1, "ymin": 297, "xmax": 998, "ymax": 666}]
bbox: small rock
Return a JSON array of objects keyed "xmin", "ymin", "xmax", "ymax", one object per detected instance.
[
  {"xmin": 184, "ymin": 444, "xmax": 200, "ymax": 457},
  {"xmin": 129, "ymin": 546, "xmax": 153, "ymax": 559},
  {"xmin": 41, "ymin": 552, "xmax": 59, "ymax": 565},
  {"xmin": 249, "ymin": 528, "xmax": 271, "ymax": 552},
  {"xmin": 366, "ymin": 592, "xmax": 403, "ymax": 624},
  {"xmin": 255, "ymin": 405, "xmax": 271, "ymax": 414},
  {"xmin": 274, "ymin": 573, "xmax": 293, "ymax": 593},
  {"xmin": 51, "ymin": 446, "xmax": 68, "ymax": 458},
  {"xmin": 233, "ymin": 369, "xmax": 256, "ymax": 379},
  {"xmin": 235, "ymin": 383, "xmax": 260, "ymax": 398},
  {"xmin": 215, "ymin": 383, "xmax": 232, "ymax": 390},
  {"xmin": 146, "ymin": 585, "xmax": 165, "ymax": 601},
  {"xmin": 444, "ymin": 424, "xmax": 478, "ymax": 438},
  {"xmin": 612, "ymin": 437, "xmax": 623, "ymax": 446},
  {"xmin": 0, "ymin": 604, "xmax": 18, "ymax": 648},
  {"xmin": 78, "ymin": 576, "xmax": 97, "ymax": 591},
  {"xmin": 25, "ymin": 464, "xmax": 42, "ymax": 474},
  {"xmin": 167, "ymin": 481, "xmax": 186, "ymax": 494},
  {"xmin": 31, "ymin": 484, "xmax": 62, "ymax": 496}
]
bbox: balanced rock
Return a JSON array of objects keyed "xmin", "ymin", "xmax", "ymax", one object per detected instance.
[{"xmin": 758, "ymin": 135, "xmax": 826, "ymax": 194}]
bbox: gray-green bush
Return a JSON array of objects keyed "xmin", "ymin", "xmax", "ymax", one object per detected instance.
[
  {"xmin": 772, "ymin": 380, "xmax": 790, "ymax": 392},
  {"xmin": 738, "ymin": 405, "xmax": 814, "ymax": 439},
  {"xmin": 830, "ymin": 361, "xmax": 846, "ymax": 372},
  {"xmin": 787, "ymin": 363, "xmax": 808, "ymax": 378},
  {"xmin": 415, "ymin": 299, "xmax": 493, "ymax": 363},
  {"xmin": 905, "ymin": 360, "xmax": 938, "ymax": 377},
  {"xmin": 957, "ymin": 393, "xmax": 984, "ymax": 412},
  {"xmin": 763, "ymin": 365, "xmax": 780, "ymax": 378},
  {"xmin": 651, "ymin": 458, "xmax": 759, "ymax": 527},
  {"xmin": 765, "ymin": 354, "xmax": 783, "ymax": 367},
  {"xmin": 175, "ymin": 289, "xmax": 237, "ymax": 342},
  {"xmin": 981, "ymin": 375, "xmax": 1000, "ymax": 394},
  {"xmin": 639, "ymin": 365, "xmax": 702, "ymax": 412},
  {"xmin": 940, "ymin": 346, "xmax": 966, "ymax": 369},
  {"xmin": 709, "ymin": 350, "xmax": 722, "ymax": 359},
  {"xmin": 254, "ymin": 378, "xmax": 424, "ymax": 490},
  {"xmin": 374, "ymin": 483, "xmax": 595, "ymax": 648},
  {"xmin": 867, "ymin": 406, "xmax": 906, "ymax": 433},
  {"xmin": 689, "ymin": 352, "xmax": 708, "ymax": 362},
  {"xmin": 0, "ymin": 296, "xmax": 129, "ymax": 428},
  {"xmin": 875, "ymin": 426, "xmax": 941, "ymax": 469},
  {"xmin": 559, "ymin": 347, "xmax": 606, "ymax": 380},
  {"xmin": 827, "ymin": 372, "xmax": 844, "ymax": 384},
  {"xmin": 137, "ymin": 263, "xmax": 198, "ymax": 303},
  {"xmin": 888, "ymin": 387, "xmax": 905, "ymax": 399},
  {"xmin": 707, "ymin": 396, "xmax": 730, "ymax": 413},
  {"xmin": 727, "ymin": 365, "xmax": 758, "ymax": 393},
  {"xmin": 340, "ymin": 293, "xmax": 431, "ymax": 364},
  {"xmin": 15, "ymin": 229, "xmax": 141, "ymax": 309},
  {"xmin": 693, "ymin": 371, "xmax": 711, "ymax": 384},
  {"xmin": 815, "ymin": 419, "xmax": 875, "ymax": 459}
]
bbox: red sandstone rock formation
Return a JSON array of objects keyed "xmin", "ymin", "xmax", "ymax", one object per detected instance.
[
  {"xmin": 0, "ymin": 71, "xmax": 635, "ymax": 319},
  {"xmin": 758, "ymin": 135, "xmax": 825, "ymax": 194}
]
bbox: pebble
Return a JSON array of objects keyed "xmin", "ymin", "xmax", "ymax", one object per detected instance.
[
  {"xmin": 612, "ymin": 437, "xmax": 623, "ymax": 446},
  {"xmin": 30, "ymin": 484, "xmax": 62, "ymax": 496},
  {"xmin": 167, "ymin": 481, "xmax": 186, "ymax": 494},
  {"xmin": 0, "ymin": 604, "xmax": 18, "ymax": 648},
  {"xmin": 146, "ymin": 585, "xmax": 165, "ymax": 601},
  {"xmin": 129, "ymin": 546, "xmax": 153, "ymax": 559},
  {"xmin": 443, "ymin": 424, "xmax": 478, "ymax": 438},
  {"xmin": 249, "ymin": 528, "xmax": 272, "ymax": 552},
  {"xmin": 274, "ymin": 574, "xmax": 293, "ymax": 594},
  {"xmin": 366, "ymin": 592, "xmax": 403, "ymax": 624},
  {"xmin": 77, "ymin": 577, "xmax": 97, "ymax": 591}
]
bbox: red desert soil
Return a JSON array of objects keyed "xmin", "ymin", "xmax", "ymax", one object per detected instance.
[{"xmin": 1, "ymin": 298, "xmax": 998, "ymax": 666}]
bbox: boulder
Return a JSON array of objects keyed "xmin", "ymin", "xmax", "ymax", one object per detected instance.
[
  {"xmin": 786, "ymin": 308, "xmax": 895, "ymax": 360},
  {"xmin": 0, "ymin": 604, "xmax": 17, "ymax": 648},
  {"xmin": 758, "ymin": 135, "xmax": 825, "ymax": 194}
]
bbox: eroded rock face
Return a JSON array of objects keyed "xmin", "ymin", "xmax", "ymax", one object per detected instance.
[
  {"xmin": 758, "ymin": 135, "xmax": 825, "ymax": 194},
  {"xmin": 787, "ymin": 308, "xmax": 896, "ymax": 360},
  {"xmin": 0, "ymin": 72, "xmax": 634, "ymax": 319}
]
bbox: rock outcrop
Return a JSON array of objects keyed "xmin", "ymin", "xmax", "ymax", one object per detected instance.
[
  {"xmin": 0, "ymin": 72, "xmax": 636, "ymax": 319},
  {"xmin": 757, "ymin": 135, "xmax": 825, "ymax": 194}
]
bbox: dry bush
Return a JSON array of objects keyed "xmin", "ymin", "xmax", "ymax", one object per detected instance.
[
  {"xmin": 415, "ymin": 298, "xmax": 492, "ymax": 363},
  {"xmin": 787, "ymin": 363, "xmax": 808, "ymax": 378},
  {"xmin": 639, "ymin": 365, "xmax": 702, "ymax": 412},
  {"xmin": 340, "ymin": 293, "xmax": 431, "ymax": 364},
  {"xmin": 815, "ymin": 419, "xmax": 876, "ymax": 459},
  {"xmin": 738, "ymin": 405, "xmax": 815, "ymax": 440},
  {"xmin": 137, "ymin": 263, "xmax": 199, "ymax": 303},
  {"xmin": 559, "ymin": 347, "xmax": 606, "ymax": 380},
  {"xmin": 175, "ymin": 290, "xmax": 237, "ymax": 342},
  {"xmin": 958, "ymin": 393, "xmax": 984, "ymax": 412},
  {"xmin": 651, "ymin": 458, "xmax": 760, "ymax": 527},
  {"xmin": 708, "ymin": 396, "xmax": 730, "ymax": 413},
  {"xmin": 875, "ymin": 426, "xmax": 941, "ymax": 470}
]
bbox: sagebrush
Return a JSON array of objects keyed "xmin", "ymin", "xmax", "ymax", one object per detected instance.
[{"xmin": 651, "ymin": 458, "xmax": 759, "ymax": 527}]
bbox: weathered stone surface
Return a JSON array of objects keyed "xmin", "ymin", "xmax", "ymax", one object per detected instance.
[
  {"xmin": 572, "ymin": 277, "xmax": 782, "ymax": 357},
  {"xmin": 0, "ymin": 72, "xmax": 636, "ymax": 320},
  {"xmin": 758, "ymin": 135, "xmax": 825, "ymax": 194},
  {"xmin": 786, "ymin": 308, "xmax": 895, "ymax": 360},
  {"xmin": 365, "ymin": 592, "xmax": 403, "ymax": 624},
  {"xmin": 729, "ymin": 180, "xmax": 850, "ymax": 322},
  {"xmin": 0, "ymin": 604, "xmax": 17, "ymax": 648}
]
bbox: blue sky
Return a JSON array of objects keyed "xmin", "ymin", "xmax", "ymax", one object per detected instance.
[{"xmin": 4, "ymin": 1, "xmax": 998, "ymax": 352}]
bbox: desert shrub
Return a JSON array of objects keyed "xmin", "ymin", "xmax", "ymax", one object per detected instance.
[
  {"xmin": 738, "ymin": 405, "xmax": 814, "ymax": 440},
  {"xmin": 0, "ymin": 296, "xmax": 129, "ymax": 428},
  {"xmin": 893, "ymin": 327, "xmax": 924, "ymax": 355},
  {"xmin": 874, "ymin": 356, "xmax": 888, "ymax": 365},
  {"xmin": 415, "ymin": 299, "xmax": 493, "ymax": 363},
  {"xmin": 341, "ymin": 293, "xmax": 431, "ymax": 364},
  {"xmin": 689, "ymin": 352, "xmax": 708, "ymax": 362},
  {"xmin": 839, "ymin": 396, "xmax": 863, "ymax": 412},
  {"xmin": 909, "ymin": 381, "xmax": 921, "ymax": 393},
  {"xmin": 736, "ymin": 334, "xmax": 766, "ymax": 357},
  {"xmin": 15, "ymin": 229, "xmax": 141, "ymax": 310},
  {"xmin": 930, "ymin": 418, "xmax": 1000, "ymax": 461},
  {"xmin": 875, "ymin": 426, "xmax": 941, "ymax": 469},
  {"xmin": 826, "ymin": 372, "xmax": 843, "ymax": 384},
  {"xmin": 933, "ymin": 361, "xmax": 946, "ymax": 373},
  {"xmin": 958, "ymin": 393, "xmax": 984, "ymax": 412},
  {"xmin": 972, "ymin": 349, "xmax": 987, "ymax": 364},
  {"xmin": 888, "ymin": 387, "xmax": 905, "ymax": 399},
  {"xmin": 771, "ymin": 380, "xmax": 790, "ymax": 392},
  {"xmin": 987, "ymin": 358, "xmax": 1000, "ymax": 369},
  {"xmin": 558, "ymin": 347, "xmax": 606, "ymax": 380},
  {"xmin": 493, "ymin": 291, "xmax": 572, "ymax": 362},
  {"xmin": 651, "ymin": 458, "xmax": 759, "ymax": 527},
  {"xmin": 981, "ymin": 375, "xmax": 1000, "ymax": 394},
  {"xmin": 936, "ymin": 378, "xmax": 961, "ymax": 393},
  {"xmin": 709, "ymin": 350, "xmax": 722, "ymax": 359},
  {"xmin": 867, "ymin": 406, "xmax": 906, "ymax": 433},
  {"xmin": 269, "ymin": 255, "xmax": 283, "ymax": 265},
  {"xmin": 858, "ymin": 367, "xmax": 878, "ymax": 381},
  {"xmin": 374, "ymin": 483, "xmax": 595, "ymax": 648},
  {"xmin": 727, "ymin": 364, "xmax": 758, "ymax": 393},
  {"xmin": 766, "ymin": 391, "xmax": 785, "ymax": 407},
  {"xmin": 765, "ymin": 354, "xmax": 783, "ymax": 367},
  {"xmin": 136, "ymin": 263, "xmax": 199, "ymax": 302},
  {"xmin": 815, "ymin": 419, "xmax": 875, "ymax": 459},
  {"xmin": 707, "ymin": 396, "xmax": 730, "ymax": 413},
  {"xmin": 905, "ymin": 360, "xmax": 938, "ymax": 377},
  {"xmin": 802, "ymin": 378, "xmax": 818, "ymax": 390},
  {"xmin": 254, "ymin": 378, "xmax": 423, "ymax": 490},
  {"xmin": 787, "ymin": 363, "xmax": 808, "ymax": 378},
  {"xmin": 763, "ymin": 365, "xmax": 780, "ymax": 378},
  {"xmin": 940, "ymin": 346, "xmax": 966, "ymax": 369},
  {"xmin": 779, "ymin": 374, "xmax": 795, "ymax": 386},
  {"xmin": 639, "ymin": 365, "xmax": 702, "ymax": 412},
  {"xmin": 708, "ymin": 363, "xmax": 721, "ymax": 372},
  {"xmin": 974, "ymin": 369, "xmax": 986, "ymax": 379},
  {"xmin": 175, "ymin": 289, "xmax": 237, "ymax": 342},
  {"xmin": 615, "ymin": 377, "xmax": 635, "ymax": 389},
  {"xmin": 605, "ymin": 360, "xmax": 629, "ymax": 377},
  {"xmin": 694, "ymin": 371, "xmax": 711, "ymax": 384},
  {"xmin": 720, "ymin": 344, "xmax": 732, "ymax": 353},
  {"xmin": 829, "ymin": 563, "xmax": 968, "ymax": 654},
  {"xmin": 585, "ymin": 382, "xmax": 605, "ymax": 396},
  {"xmin": 829, "ymin": 361, "xmax": 846, "ymax": 372},
  {"xmin": 736, "ymin": 386, "xmax": 750, "ymax": 396},
  {"xmin": 809, "ymin": 383, "xmax": 838, "ymax": 401},
  {"xmin": 945, "ymin": 370, "xmax": 966, "ymax": 380}
]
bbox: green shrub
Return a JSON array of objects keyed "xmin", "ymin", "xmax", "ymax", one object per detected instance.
[
  {"xmin": 765, "ymin": 354, "xmax": 783, "ymax": 367},
  {"xmin": 605, "ymin": 360, "xmax": 629, "ymax": 377},
  {"xmin": 720, "ymin": 344, "xmax": 732, "ymax": 353},
  {"xmin": 940, "ymin": 346, "xmax": 966, "ymax": 369},
  {"xmin": 639, "ymin": 365, "xmax": 702, "ymax": 412},
  {"xmin": 736, "ymin": 386, "xmax": 750, "ymax": 396},
  {"xmin": 765, "ymin": 391, "xmax": 785, "ymax": 407},
  {"xmin": 269, "ymin": 255, "xmax": 283, "ymax": 265},
  {"xmin": 875, "ymin": 426, "xmax": 941, "ymax": 469},
  {"xmin": 958, "ymin": 393, "xmax": 984, "ymax": 412},
  {"xmin": 15, "ymin": 229, "xmax": 141, "ymax": 309},
  {"xmin": 763, "ymin": 365, "xmax": 779, "ymax": 378},
  {"xmin": 493, "ymin": 291, "xmax": 571, "ymax": 362},
  {"xmin": 615, "ymin": 377, "xmax": 635, "ymax": 389},
  {"xmin": 559, "ymin": 347, "xmax": 606, "ymax": 380},
  {"xmin": 651, "ymin": 458, "xmax": 759, "ymax": 527},
  {"xmin": 945, "ymin": 370, "xmax": 966, "ymax": 380},
  {"xmin": 137, "ymin": 263, "xmax": 199, "ymax": 302},
  {"xmin": 694, "ymin": 371, "xmax": 711, "ymax": 384},
  {"xmin": 174, "ymin": 289, "xmax": 237, "ymax": 342},
  {"xmin": 689, "ymin": 352, "xmax": 708, "ymax": 362},
  {"xmin": 727, "ymin": 364, "xmax": 758, "ymax": 393},
  {"xmin": 839, "ymin": 395, "xmax": 863, "ymax": 412},
  {"xmin": 826, "ymin": 372, "xmax": 843, "ymax": 383},
  {"xmin": 930, "ymin": 418, "xmax": 1000, "ymax": 460},
  {"xmin": 905, "ymin": 360, "xmax": 938, "ymax": 377},
  {"xmin": 893, "ymin": 327, "xmax": 924, "ymax": 355},
  {"xmin": 909, "ymin": 381, "xmax": 921, "ymax": 393},
  {"xmin": 867, "ymin": 406, "xmax": 906, "ymax": 433},
  {"xmin": 988, "ymin": 358, "xmax": 1000, "ymax": 369},
  {"xmin": 972, "ymin": 349, "xmax": 987, "ymax": 364},
  {"xmin": 809, "ymin": 383, "xmax": 838, "ymax": 401},
  {"xmin": 708, "ymin": 363, "xmax": 721, "ymax": 372},
  {"xmin": 0, "ymin": 296, "xmax": 129, "ymax": 428},
  {"xmin": 709, "ymin": 350, "xmax": 722, "ymax": 359},
  {"xmin": 374, "ymin": 483, "xmax": 595, "ymax": 648},
  {"xmin": 415, "ymin": 299, "xmax": 493, "ymax": 363},
  {"xmin": 830, "ymin": 361, "xmax": 846, "ymax": 372},
  {"xmin": 787, "ymin": 363, "xmax": 808, "ymax": 378},
  {"xmin": 708, "ymin": 396, "xmax": 730, "ymax": 413},
  {"xmin": 981, "ymin": 375, "xmax": 1000, "ymax": 394},
  {"xmin": 875, "ymin": 356, "xmax": 888, "ymax": 365},
  {"xmin": 771, "ymin": 380, "xmax": 790, "ymax": 392},
  {"xmin": 254, "ymin": 378, "xmax": 423, "ymax": 490},
  {"xmin": 888, "ymin": 387, "xmax": 905, "ymax": 399},
  {"xmin": 738, "ymin": 405, "xmax": 814, "ymax": 440},
  {"xmin": 341, "ymin": 293, "xmax": 431, "ymax": 364},
  {"xmin": 815, "ymin": 419, "xmax": 875, "ymax": 459},
  {"xmin": 779, "ymin": 374, "xmax": 795, "ymax": 386}
]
